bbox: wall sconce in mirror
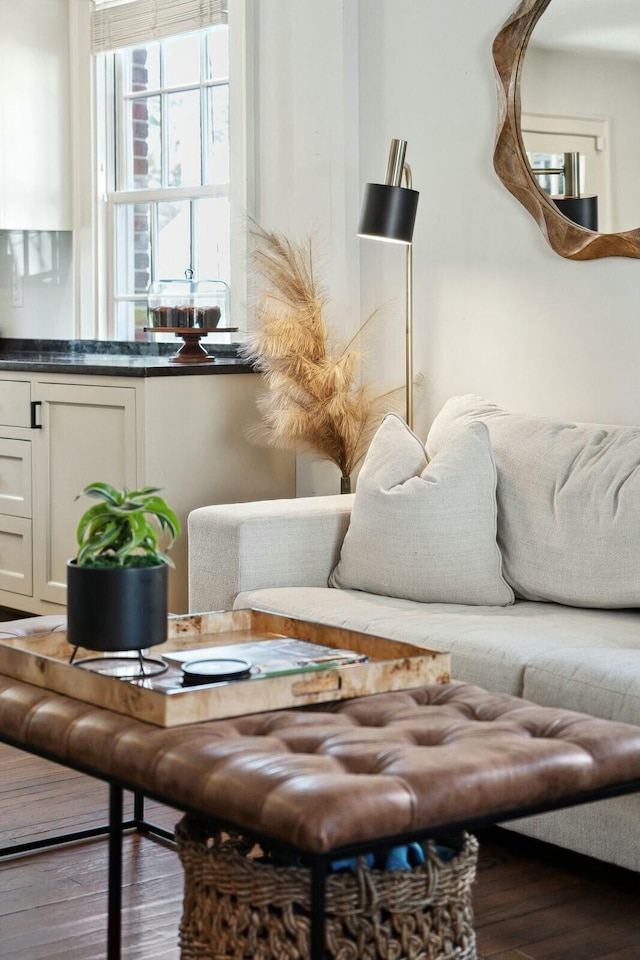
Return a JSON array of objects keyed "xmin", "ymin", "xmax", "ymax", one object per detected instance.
[
  {"xmin": 492, "ymin": 0, "xmax": 640, "ymax": 260},
  {"xmin": 530, "ymin": 152, "xmax": 598, "ymax": 231}
]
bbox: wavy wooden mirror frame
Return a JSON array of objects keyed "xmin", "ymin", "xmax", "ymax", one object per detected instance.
[{"xmin": 492, "ymin": 0, "xmax": 640, "ymax": 260}]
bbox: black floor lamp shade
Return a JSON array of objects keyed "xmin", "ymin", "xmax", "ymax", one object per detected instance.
[{"xmin": 358, "ymin": 183, "xmax": 419, "ymax": 244}]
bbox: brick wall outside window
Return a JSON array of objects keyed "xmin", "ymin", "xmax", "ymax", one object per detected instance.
[{"xmin": 132, "ymin": 49, "xmax": 150, "ymax": 294}]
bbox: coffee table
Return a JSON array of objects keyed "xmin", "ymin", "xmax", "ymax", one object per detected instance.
[{"xmin": 1, "ymin": 673, "xmax": 640, "ymax": 960}]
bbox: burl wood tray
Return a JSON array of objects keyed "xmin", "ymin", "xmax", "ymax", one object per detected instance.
[{"xmin": 0, "ymin": 608, "xmax": 450, "ymax": 727}]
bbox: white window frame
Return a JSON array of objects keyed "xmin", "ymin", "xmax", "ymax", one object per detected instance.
[
  {"xmin": 69, "ymin": 0, "xmax": 252, "ymax": 341},
  {"xmin": 105, "ymin": 31, "xmax": 231, "ymax": 338}
]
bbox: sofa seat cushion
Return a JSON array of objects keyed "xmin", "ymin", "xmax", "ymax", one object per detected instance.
[
  {"xmin": 523, "ymin": 648, "xmax": 640, "ymax": 726},
  {"xmin": 427, "ymin": 395, "xmax": 640, "ymax": 609},
  {"xmin": 234, "ymin": 587, "xmax": 640, "ymax": 696}
]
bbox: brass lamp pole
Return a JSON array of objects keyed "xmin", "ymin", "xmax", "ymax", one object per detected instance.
[{"xmin": 358, "ymin": 139, "xmax": 419, "ymax": 428}]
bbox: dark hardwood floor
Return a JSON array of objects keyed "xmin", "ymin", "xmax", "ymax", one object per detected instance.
[
  {"xmin": 0, "ymin": 606, "xmax": 33, "ymax": 623},
  {"xmin": 474, "ymin": 828, "xmax": 640, "ymax": 960},
  {"xmin": 0, "ymin": 746, "xmax": 183, "ymax": 959},
  {"xmin": 0, "ymin": 743, "xmax": 638, "ymax": 959}
]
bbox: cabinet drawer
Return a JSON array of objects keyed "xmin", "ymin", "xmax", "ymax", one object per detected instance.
[
  {"xmin": 0, "ymin": 439, "xmax": 32, "ymax": 517},
  {"xmin": 0, "ymin": 515, "xmax": 32, "ymax": 596},
  {"xmin": 0, "ymin": 380, "xmax": 32, "ymax": 428}
]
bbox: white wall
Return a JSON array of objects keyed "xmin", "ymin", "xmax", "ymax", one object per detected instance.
[
  {"xmin": 356, "ymin": 0, "xmax": 640, "ymax": 437},
  {"xmin": 252, "ymin": 0, "xmax": 363, "ymax": 493},
  {"xmin": 253, "ymin": 0, "xmax": 640, "ymax": 502}
]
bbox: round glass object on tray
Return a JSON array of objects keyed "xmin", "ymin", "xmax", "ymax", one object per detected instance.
[{"xmin": 181, "ymin": 657, "xmax": 253, "ymax": 686}]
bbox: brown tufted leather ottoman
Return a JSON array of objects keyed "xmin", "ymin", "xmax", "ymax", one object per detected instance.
[{"xmin": 1, "ymin": 675, "xmax": 640, "ymax": 959}]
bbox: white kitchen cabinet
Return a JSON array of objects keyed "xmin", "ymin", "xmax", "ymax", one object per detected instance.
[
  {"xmin": 0, "ymin": 432, "xmax": 32, "ymax": 597},
  {"xmin": 33, "ymin": 382, "xmax": 138, "ymax": 606},
  {"xmin": 0, "ymin": 516, "xmax": 32, "ymax": 596},
  {"xmin": 0, "ymin": 370, "xmax": 294, "ymax": 616},
  {"xmin": 0, "ymin": 386, "xmax": 34, "ymax": 599},
  {"xmin": 0, "ymin": 381, "xmax": 32, "ymax": 428},
  {"xmin": 0, "ymin": 437, "xmax": 32, "ymax": 517},
  {"xmin": 0, "ymin": 0, "xmax": 72, "ymax": 230}
]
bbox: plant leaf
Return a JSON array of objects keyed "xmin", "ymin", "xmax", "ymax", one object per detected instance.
[
  {"xmin": 79, "ymin": 481, "xmax": 122, "ymax": 506},
  {"xmin": 74, "ymin": 482, "xmax": 179, "ymax": 567},
  {"xmin": 127, "ymin": 486, "xmax": 163, "ymax": 503},
  {"xmin": 142, "ymin": 497, "xmax": 181, "ymax": 541},
  {"xmin": 112, "ymin": 511, "xmax": 147, "ymax": 561},
  {"xmin": 77, "ymin": 520, "xmax": 121, "ymax": 565},
  {"xmin": 76, "ymin": 503, "xmax": 116, "ymax": 545}
]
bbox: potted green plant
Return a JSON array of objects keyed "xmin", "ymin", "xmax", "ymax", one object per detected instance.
[{"xmin": 67, "ymin": 481, "xmax": 180, "ymax": 653}]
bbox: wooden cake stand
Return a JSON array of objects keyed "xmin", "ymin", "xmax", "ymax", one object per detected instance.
[{"xmin": 144, "ymin": 327, "xmax": 239, "ymax": 364}]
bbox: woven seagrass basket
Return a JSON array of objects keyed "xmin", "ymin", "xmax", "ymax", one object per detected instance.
[{"xmin": 176, "ymin": 815, "xmax": 478, "ymax": 960}]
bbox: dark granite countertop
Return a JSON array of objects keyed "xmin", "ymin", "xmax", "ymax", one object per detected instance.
[{"xmin": 0, "ymin": 339, "xmax": 254, "ymax": 377}]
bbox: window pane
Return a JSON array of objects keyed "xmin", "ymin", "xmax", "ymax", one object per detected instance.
[
  {"xmin": 164, "ymin": 33, "xmax": 201, "ymax": 88},
  {"xmin": 114, "ymin": 300, "xmax": 132, "ymax": 340},
  {"xmin": 127, "ymin": 44, "xmax": 160, "ymax": 92},
  {"xmin": 167, "ymin": 90, "xmax": 202, "ymax": 187},
  {"xmin": 114, "ymin": 205, "xmax": 132, "ymax": 296},
  {"xmin": 115, "ymin": 203, "xmax": 151, "ymax": 296},
  {"xmin": 157, "ymin": 200, "xmax": 191, "ymax": 279},
  {"xmin": 133, "ymin": 301, "xmax": 149, "ymax": 339},
  {"xmin": 114, "ymin": 301, "xmax": 148, "ymax": 341},
  {"xmin": 197, "ymin": 198, "xmax": 230, "ymax": 286},
  {"xmin": 206, "ymin": 26, "xmax": 229, "ymax": 81},
  {"xmin": 208, "ymin": 86, "xmax": 229, "ymax": 184},
  {"xmin": 133, "ymin": 202, "xmax": 152, "ymax": 294},
  {"xmin": 129, "ymin": 96, "xmax": 161, "ymax": 189}
]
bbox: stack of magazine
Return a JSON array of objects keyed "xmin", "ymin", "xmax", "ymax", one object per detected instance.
[{"xmin": 164, "ymin": 637, "xmax": 369, "ymax": 682}]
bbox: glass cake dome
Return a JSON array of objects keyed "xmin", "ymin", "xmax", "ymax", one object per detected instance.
[{"xmin": 147, "ymin": 270, "xmax": 231, "ymax": 330}]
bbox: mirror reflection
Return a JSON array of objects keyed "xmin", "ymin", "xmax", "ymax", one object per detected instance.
[{"xmin": 520, "ymin": 0, "xmax": 640, "ymax": 234}]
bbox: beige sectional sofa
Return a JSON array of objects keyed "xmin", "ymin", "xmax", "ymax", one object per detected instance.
[{"xmin": 189, "ymin": 395, "xmax": 640, "ymax": 873}]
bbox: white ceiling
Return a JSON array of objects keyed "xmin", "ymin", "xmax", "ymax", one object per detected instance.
[{"xmin": 530, "ymin": 0, "xmax": 640, "ymax": 58}]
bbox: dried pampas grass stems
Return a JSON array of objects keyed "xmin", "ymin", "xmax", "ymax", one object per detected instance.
[{"xmin": 240, "ymin": 226, "xmax": 400, "ymax": 487}]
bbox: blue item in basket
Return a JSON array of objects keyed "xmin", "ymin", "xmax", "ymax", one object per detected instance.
[
  {"xmin": 330, "ymin": 842, "xmax": 426, "ymax": 873},
  {"xmin": 383, "ymin": 841, "xmax": 425, "ymax": 871},
  {"xmin": 331, "ymin": 852, "xmax": 375, "ymax": 872},
  {"xmin": 434, "ymin": 843, "xmax": 456, "ymax": 862},
  {"xmin": 269, "ymin": 840, "xmax": 455, "ymax": 872}
]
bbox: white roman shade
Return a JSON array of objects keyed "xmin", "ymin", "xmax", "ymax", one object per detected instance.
[{"xmin": 91, "ymin": 0, "xmax": 228, "ymax": 52}]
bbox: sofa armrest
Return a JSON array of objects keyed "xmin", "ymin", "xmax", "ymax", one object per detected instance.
[{"xmin": 188, "ymin": 494, "xmax": 353, "ymax": 613}]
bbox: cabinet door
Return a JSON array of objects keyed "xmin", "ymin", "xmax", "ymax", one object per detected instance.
[
  {"xmin": 0, "ymin": 380, "xmax": 32, "ymax": 428},
  {"xmin": 0, "ymin": 515, "xmax": 32, "ymax": 596},
  {"xmin": 0, "ymin": 0, "xmax": 72, "ymax": 230},
  {"xmin": 33, "ymin": 382, "xmax": 137, "ymax": 605},
  {"xmin": 0, "ymin": 438, "xmax": 32, "ymax": 517}
]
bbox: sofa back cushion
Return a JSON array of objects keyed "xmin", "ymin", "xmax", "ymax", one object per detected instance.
[
  {"xmin": 427, "ymin": 396, "xmax": 640, "ymax": 608},
  {"xmin": 329, "ymin": 413, "xmax": 514, "ymax": 606}
]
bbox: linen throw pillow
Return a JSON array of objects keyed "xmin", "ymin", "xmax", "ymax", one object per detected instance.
[
  {"xmin": 329, "ymin": 414, "xmax": 514, "ymax": 606},
  {"xmin": 427, "ymin": 395, "xmax": 640, "ymax": 608}
]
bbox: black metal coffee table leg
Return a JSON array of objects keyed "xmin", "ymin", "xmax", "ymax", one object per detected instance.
[
  {"xmin": 310, "ymin": 855, "xmax": 328, "ymax": 960},
  {"xmin": 108, "ymin": 784, "xmax": 124, "ymax": 960}
]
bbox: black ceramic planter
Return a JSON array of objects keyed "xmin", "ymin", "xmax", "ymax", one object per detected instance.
[{"xmin": 66, "ymin": 560, "xmax": 168, "ymax": 652}]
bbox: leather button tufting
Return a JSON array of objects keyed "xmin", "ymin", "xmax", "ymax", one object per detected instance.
[{"xmin": 1, "ymin": 677, "xmax": 640, "ymax": 853}]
